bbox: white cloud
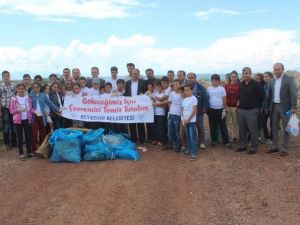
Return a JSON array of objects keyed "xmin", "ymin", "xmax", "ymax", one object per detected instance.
[
  {"xmin": 194, "ymin": 8, "xmax": 267, "ymax": 20},
  {"xmin": 1, "ymin": 29, "xmax": 300, "ymax": 79},
  {"xmin": 0, "ymin": 0, "xmax": 142, "ymax": 21}
]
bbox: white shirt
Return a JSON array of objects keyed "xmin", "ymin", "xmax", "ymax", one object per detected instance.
[
  {"xmin": 207, "ymin": 86, "xmax": 226, "ymax": 109},
  {"xmin": 88, "ymin": 88, "xmax": 100, "ymax": 96},
  {"xmin": 17, "ymin": 96, "xmax": 28, "ymax": 120},
  {"xmin": 182, "ymin": 96, "xmax": 198, "ymax": 122},
  {"xmin": 36, "ymin": 94, "xmax": 42, "ymax": 116},
  {"xmin": 56, "ymin": 92, "xmax": 62, "ymax": 109},
  {"xmin": 153, "ymin": 91, "xmax": 166, "ymax": 116},
  {"xmin": 66, "ymin": 90, "xmax": 73, "ymax": 96},
  {"xmin": 168, "ymin": 91, "xmax": 183, "ymax": 116},
  {"xmin": 163, "ymin": 86, "xmax": 172, "ymax": 96},
  {"xmin": 131, "ymin": 80, "xmax": 138, "ymax": 96},
  {"xmin": 80, "ymin": 87, "xmax": 90, "ymax": 96},
  {"xmin": 105, "ymin": 77, "xmax": 118, "ymax": 91},
  {"xmin": 274, "ymin": 75, "xmax": 283, "ymax": 103}
]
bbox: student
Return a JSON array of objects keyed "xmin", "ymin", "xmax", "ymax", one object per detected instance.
[
  {"xmin": 152, "ymin": 80, "xmax": 168, "ymax": 146},
  {"xmin": 106, "ymin": 66, "xmax": 118, "ymax": 91},
  {"xmin": 23, "ymin": 74, "xmax": 32, "ymax": 95},
  {"xmin": 49, "ymin": 82, "xmax": 63, "ymax": 130},
  {"xmin": 145, "ymin": 81, "xmax": 155, "ymax": 144},
  {"xmin": 0, "ymin": 70, "xmax": 17, "ymax": 149},
  {"xmin": 112, "ymin": 79, "xmax": 125, "ymax": 96},
  {"xmin": 65, "ymin": 79, "xmax": 74, "ymax": 96},
  {"xmin": 88, "ymin": 78, "xmax": 101, "ymax": 96},
  {"xmin": 224, "ymin": 71, "xmax": 239, "ymax": 143},
  {"xmin": 255, "ymin": 73, "xmax": 266, "ymax": 142},
  {"xmin": 207, "ymin": 74, "xmax": 231, "ymax": 148},
  {"xmin": 79, "ymin": 76, "xmax": 89, "ymax": 96},
  {"xmin": 165, "ymin": 79, "xmax": 183, "ymax": 152},
  {"xmin": 102, "ymin": 82, "xmax": 112, "ymax": 96},
  {"xmin": 29, "ymin": 82, "xmax": 60, "ymax": 154},
  {"xmin": 43, "ymin": 84, "xmax": 52, "ymax": 134},
  {"xmin": 9, "ymin": 83, "xmax": 34, "ymax": 160},
  {"xmin": 72, "ymin": 83, "xmax": 84, "ymax": 128},
  {"xmin": 181, "ymin": 83, "xmax": 198, "ymax": 160},
  {"xmin": 261, "ymin": 72, "xmax": 273, "ymax": 143}
]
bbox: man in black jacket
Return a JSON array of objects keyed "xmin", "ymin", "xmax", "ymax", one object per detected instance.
[{"xmin": 124, "ymin": 69, "xmax": 147, "ymax": 143}]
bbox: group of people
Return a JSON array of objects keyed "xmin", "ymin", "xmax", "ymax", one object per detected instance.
[{"xmin": 0, "ymin": 62, "xmax": 298, "ymax": 161}]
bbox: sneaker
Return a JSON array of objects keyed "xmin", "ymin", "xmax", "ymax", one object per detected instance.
[
  {"xmin": 190, "ymin": 154, "xmax": 196, "ymax": 161},
  {"xmin": 200, "ymin": 144, "xmax": 206, "ymax": 149},
  {"xmin": 226, "ymin": 143, "xmax": 232, "ymax": 149},
  {"xmin": 183, "ymin": 149, "xmax": 189, "ymax": 155},
  {"xmin": 20, "ymin": 154, "xmax": 26, "ymax": 161},
  {"xmin": 180, "ymin": 147, "xmax": 186, "ymax": 152},
  {"xmin": 265, "ymin": 139, "xmax": 272, "ymax": 145},
  {"xmin": 27, "ymin": 153, "xmax": 37, "ymax": 159}
]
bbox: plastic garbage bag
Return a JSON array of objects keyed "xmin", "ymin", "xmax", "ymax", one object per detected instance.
[
  {"xmin": 114, "ymin": 149, "xmax": 140, "ymax": 161},
  {"xmin": 83, "ymin": 143, "xmax": 114, "ymax": 161},
  {"xmin": 286, "ymin": 114, "xmax": 299, "ymax": 136},
  {"xmin": 81, "ymin": 128, "xmax": 105, "ymax": 145},
  {"xmin": 49, "ymin": 129, "xmax": 84, "ymax": 163},
  {"xmin": 103, "ymin": 133, "xmax": 126, "ymax": 146}
]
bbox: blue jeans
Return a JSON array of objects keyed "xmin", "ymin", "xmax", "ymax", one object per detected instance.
[
  {"xmin": 185, "ymin": 122, "xmax": 197, "ymax": 155},
  {"xmin": 1, "ymin": 107, "xmax": 16, "ymax": 146},
  {"xmin": 167, "ymin": 114, "xmax": 181, "ymax": 148}
]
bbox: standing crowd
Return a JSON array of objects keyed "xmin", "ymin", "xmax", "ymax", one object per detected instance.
[{"xmin": 0, "ymin": 62, "xmax": 298, "ymax": 161}]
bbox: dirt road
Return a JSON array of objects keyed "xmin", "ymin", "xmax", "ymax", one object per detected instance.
[{"xmin": 0, "ymin": 140, "xmax": 299, "ymax": 225}]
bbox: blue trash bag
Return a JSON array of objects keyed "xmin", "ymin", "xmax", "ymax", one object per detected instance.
[
  {"xmin": 110, "ymin": 139, "xmax": 136, "ymax": 150},
  {"xmin": 114, "ymin": 149, "xmax": 140, "ymax": 161},
  {"xmin": 103, "ymin": 133, "xmax": 126, "ymax": 146},
  {"xmin": 80, "ymin": 128, "xmax": 105, "ymax": 145},
  {"xmin": 83, "ymin": 143, "xmax": 115, "ymax": 161},
  {"xmin": 49, "ymin": 129, "xmax": 84, "ymax": 163}
]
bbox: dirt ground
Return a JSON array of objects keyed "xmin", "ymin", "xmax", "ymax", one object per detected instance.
[{"xmin": 0, "ymin": 134, "xmax": 299, "ymax": 225}]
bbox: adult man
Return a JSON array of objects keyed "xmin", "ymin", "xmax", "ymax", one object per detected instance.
[
  {"xmin": 124, "ymin": 69, "xmax": 147, "ymax": 143},
  {"xmin": 177, "ymin": 70, "xmax": 187, "ymax": 87},
  {"xmin": 225, "ymin": 70, "xmax": 240, "ymax": 142},
  {"xmin": 124, "ymin": 63, "xmax": 135, "ymax": 81},
  {"xmin": 187, "ymin": 72, "xmax": 208, "ymax": 149},
  {"xmin": 236, "ymin": 67, "xmax": 264, "ymax": 154},
  {"xmin": 49, "ymin": 74, "xmax": 58, "ymax": 84},
  {"xmin": 87, "ymin": 67, "xmax": 105, "ymax": 88},
  {"xmin": 105, "ymin": 66, "xmax": 118, "ymax": 91},
  {"xmin": 60, "ymin": 68, "xmax": 71, "ymax": 86},
  {"xmin": 145, "ymin": 68, "xmax": 156, "ymax": 82},
  {"xmin": 0, "ymin": 71, "xmax": 16, "ymax": 149},
  {"xmin": 72, "ymin": 68, "xmax": 81, "ymax": 83},
  {"xmin": 23, "ymin": 74, "xmax": 32, "ymax": 95},
  {"xmin": 267, "ymin": 63, "xmax": 297, "ymax": 156},
  {"xmin": 167, "ymin": 70, "xmax": 175, "ymax": 83}
]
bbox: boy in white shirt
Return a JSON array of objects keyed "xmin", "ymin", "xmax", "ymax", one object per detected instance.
[
  {"xmin": 181, "ymin": 83, "xmax": 198, "ymax": 160},
  {"xmin": 165, "ymin": 79, "xmax": 182, "ymax": 151},
  {"xmin": 88, "ymin": 78, "xmax": 101, "ymax": 96},
  {"xmin": 207, "ymin": 74, "xmax": 231, "ymax": 147},
  {"xmin": 79, "ymin": 76, "xmax": 89, "ymax": 96},
  {"xmin": 152, "ymin": 81, "xmax": 168, "ymax": 147}
]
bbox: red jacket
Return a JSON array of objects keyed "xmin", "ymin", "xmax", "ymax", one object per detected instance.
[{"xmin": 225, "ymin": 83, "xmax": 239, "ymax": 107}]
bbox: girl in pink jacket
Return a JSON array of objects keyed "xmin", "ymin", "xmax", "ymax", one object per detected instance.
[{"xmin": 9, "ymin": 83, "xmax": 34, "ymax": 160}]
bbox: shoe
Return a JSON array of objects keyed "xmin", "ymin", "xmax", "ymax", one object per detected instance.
[
  {"xmin": 183, "ymin": 150, "xmax": 189, "ymax": 155},
  {"xmin": 266, "ymin": 148, "xmax": 279, "ymax": 154},
  {"xmin": 265, "ymin": 139, "xmax": 272, "ymax": 145},
  {"xmin": 211, "ymin": 142, "xmax": 217, "ymax": 147},
  {"xmin": 247, "ymin": 150, "xmax": 257, "ymax": 155},
  {"xmin": 180, "ymin": 147, "xmax": 186, "ymax": 153},
  {"xmin": 280, "ymin": 151, "xmax": 288, "ymax": 156},
  {"xmin": 27, "ymin": 153, "xmax": 37, "ymax": 159},
  {"xmin": 20, "ymin": 154, "xmax": 26, "ymax": 161},
  {"xmin": 226, "ymin": 143, "xmax": 232, "ymax": 149},
  {"xmin": 190, "ymin": 154, "xmax": 196, "ymax": 161},
  {"xmin": 200, "ymin": 144, "xmax": 206, "ymax": 149},
  {"xmin": 164, "ymin": 145, "xmax": 173, "ymax": 151},
  {"xmin": 235, "ymin": 147, "xmax": 247, "ymax": 152}
]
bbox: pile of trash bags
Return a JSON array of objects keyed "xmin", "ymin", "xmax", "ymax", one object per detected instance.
[{"xmin": 48, "ymin": 128, "xmax": 140, "ymax": 163}]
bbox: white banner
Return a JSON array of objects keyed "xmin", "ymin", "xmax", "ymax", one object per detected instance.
[{"xmin": 62, "ymin": 95, "xmax": 154, "ymax": 123}]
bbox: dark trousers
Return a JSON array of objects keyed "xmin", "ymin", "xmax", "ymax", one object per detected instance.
[
  {"xmin": 207, "ymin": 108, "xmax": 229, "ymax": 144},
  {"xmin": 1, "ymin": 107, "xmax": 16, "ymax": 146},
  {"xmin": 15, "ymin": 120, "xmax": 31, "ymax": 155},
  {"xmin": 154, "ymin": 115, "xmax": 166, "ymax": 143},
  {"xmin": 62, "ymin": 118, "xmax": 73, "ymax": 128},
  {"xmin": 261, "ymin": 111, "xmax": 271, "ymax": 139},
  {"xmin": 129, "ymin": 123, "xmax": 145, "ymax": 143},
  {"xmin": 52, "ymin": 116, "xmax": 63, "ymax": 130},
  {"xmin": 146, "ymin": 123, "xmax": 155, "ymax": 142}
]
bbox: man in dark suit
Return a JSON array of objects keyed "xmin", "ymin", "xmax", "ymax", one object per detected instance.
[
  {"xmin": 86, "ymin": 67, "xmax": 105, "ymax": 88},
  {"xmin": 124, "ymin": 68, "xmax": 147, "ymax": 143},
  {"xmin": 268, "ymin": 63, "xmax": 298, "ymax": 156}
]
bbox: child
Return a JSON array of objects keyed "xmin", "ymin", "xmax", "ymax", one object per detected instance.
[
  {"xmin": 65, "ymin": 79, "xmax": 74, "ymax": 96},
  {"xmin": 9, "ymin": 83, "xmax": 34, "ymax": 160},
  {"xmin": 29, "ymin": 82, "xmax": 60, "ymax": 154},
  {"xmin": 102, "ymin": 82, "xmax": 112, "ymax": 97},
  {"xmin": 165, "ymin": 79, "xmax": 182, "ymax": 151},
  {"xmin": 152, "ymin": 80, "xmax": 168, "ymax": 147},
  {"xmin": 181, "ymin": 84, "xmax": 198, "ymax": 160},
  {"xmin": 43, "ymin": 84, "xmax": 53, "ymax": 134},
  {"xmin": 49, "ymin": 82, "xmax": 63, "ymax": 130},
  {"xmin": 112, "ymin": 79, "xmax": 125, "ymax": 96},
  {"xmin": 261, "ymin": 72, "xmax": 273, "ymax": 143},
  {"xmin": 72, "ymin": 83, "xmax": 84, "ymax": 128},
  {"xmin": 145, "ymin": 81, "xmax": 155, "ymax": 144},
  {"xmin": 79, "ymin": 76, "xmax": 89, "ymax": 96},
  {"xmin": 207, "ymin": 74, "xmax": 231, "ymax": 147},
  {"xmin": 88, "ymin": 78, "xmax": 101, "ymax": 96}
]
